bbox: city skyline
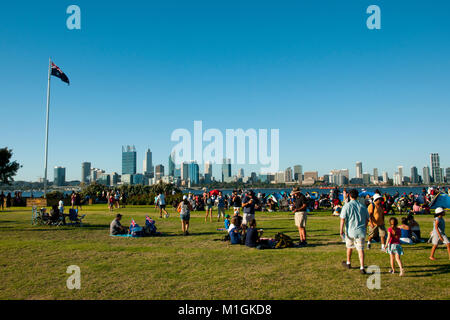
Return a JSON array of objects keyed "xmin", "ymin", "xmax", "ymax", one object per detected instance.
[{"xmin": 2, "ymin": 2, "xmax": 450, "ymax": 182}]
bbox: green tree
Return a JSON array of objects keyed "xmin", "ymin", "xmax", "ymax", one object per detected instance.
[{"xmin": 0, "ymin": 148, "xmax": 21, "ymax": 185}]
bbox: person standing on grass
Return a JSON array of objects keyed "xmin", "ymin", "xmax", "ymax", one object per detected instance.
[
  {"xmin": 291, "ymin": 187, "xmax": 308, "ymax": 247},
  {"xmin": 367, "ymin": 194, "xmax": 386, "ymax": 250},
  {"xmin": 178, "ymin": 195, "xmax": 193, "ymax": 236},
  {"xmin": 232, "ymin": 191, "xmax": 242, "ymax": 215},
  {"xmin": 340, "ymin": 189, "xmax": 370, "ymax": 274},
  {"xmin": 242, "ymin": 190, "xmax": 257, "ymax": 226},
  {"xmin": 429, "ymin": 207, "xmax": 450, "ymax": 260},
  {"xmin": 71, "ymin": 191, "xmax": 76, "ymax": 209},
  {"xmin": 217, "ymin": 191, "xmax": 225, "ymax": 222},
  {"xmin": 156, "ymin": 193, "xmax": 169, "ymax": 218},
  {"xmin": 108, "ymin": 194, "xmax": 114, "ymax": 212},
  {"xmin": 204, "ymin": 194, "xmax": 213, "ymax": 222},
  {"xmin": 385, "ymin": 217, "xmax": 405, "ymax": 276},
  {"xmin": 58, "ymin": 198, "xmax": 64, "ymax": 215}
]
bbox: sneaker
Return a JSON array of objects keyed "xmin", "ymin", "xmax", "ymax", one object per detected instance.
[
  {"xmin": 389, "ymin": 269, "xmax": 395, "ymax": 274},
  {"xmin": 302, "ymin": 241, "xmax": 308, "ymax": 246},
  {"xmin": 360, "ymin": 268, "xmax": 367, "ymax": 275},
  {"xmin": 367, "ymin": 242, "xmax": 371, "ymax": 249},
  {"xmin": 185, "ymin": 231, "xmax": 189, "ymax": 236},
  {"xmin": 342, "ymin": 261, "xmax": 351, "ymax": 269}
]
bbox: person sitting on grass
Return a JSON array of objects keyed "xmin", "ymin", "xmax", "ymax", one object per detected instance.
[
  {"xmin": 385, "ymin": 217, "xmax": 405, "ymax": 276},
  {"xmin": 233, "ymin": 209, "xmax": 243, "ymax": 229},
  {"xmin": 228, "ymin": 217, "xmax": 241, "ymax": 245},
  {"xmin": 429, "ymin": 207, "xmax": 450, "ymax": 261},
  {"xmin": 399, "ymin": 217, "xmax": 414, "ymax": 244},
  {"xmin": 412, "ymin": 201, "xmax": 424, "ymax": 215},
  {"xmin": 49, "ymin": 205, "xmax": 62, "ymax": 225},
  {"xmin": 245, "ymin": 219, "xmax": 264, "ymax": 248},
  {"xmin": 110, "ymin": 214, "xmax": 128, "ymax": 235},
  {"xmin": 407, "ymin": 214, "xmax": 422, "ymax": 242}
]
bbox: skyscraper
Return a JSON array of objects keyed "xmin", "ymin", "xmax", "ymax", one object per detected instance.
[
  {"xmin": 188, "ymin": 161, "xmax": 199, "ymax": 184},
  {"xmin": 168, "ymin": 151, "xmax": 176, "ymax": 177},
  {"xmin": 293, "ymin": 165, "xmax": 303, "ymax": 182},
  {"xmin": 398, "ymin": 166, "xmax": 404, "ymax": 184},
  {"xmin": 54, "ymin": 166, "xmax": 66, "ymax": 186},
  {"xmin": 356, "ymin": 161, "xmax": 363, "ymax": 179},
  {"xmin": 181, "ymin": 162, "xmax": 189, "ymax": 181},
  {"xmin": 143, "ymin": 148, "xmax": 154, "ymax": 178},
  {"xmin": 285, "ymin": 167, "xmax": 292, "ymax": 182},
  {"xmin": 382, "ymin": 172, "xmax": 389, "ymax": 183},
  {"xmin": 446, "ymin": 167, "xmax": 450, "ymax": 183},
  {"xmin": 423, "ymin": 166, "xmax": 431, "ymax": 185},
  {"xmin": 155, "ymin": 164, "xmax": 164, "ymax": 181},
  {"xmin": 222, "ymin": 158, "xmax": 231, "ymax": 182},
  {"xmin": 430, "ymin": 153, "xmax": 442, "ymax": 183},
  {"xmin": 411, "ymin": 166, "xmax": 419, "ymax": 184},
  {"xmin": 81, "ymin": 162, "xmax": 91, "ymax": 184},
  {"xmin": 122, "ymin": 145, "xmax": 137, "ymax": 175},
  {"xmin": 373, "ymin": 168, "xmax": 379, "ymax": 183},
  {"xmin": 238, "ymin": 168, "xmax": 244, "ymax": 178},
  {"xmin": 204, "ymin": 161, "xmax": 212, "ymax": 183}
]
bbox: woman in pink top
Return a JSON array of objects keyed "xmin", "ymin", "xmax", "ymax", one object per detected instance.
[{"xmin": 385, "ymin": 217, "xmax": 405, "ymax": 276}]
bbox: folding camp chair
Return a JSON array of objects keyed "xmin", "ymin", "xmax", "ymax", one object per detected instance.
[{"xmin": 68, "ymin": 209, "xmax": 86, "ymax": 226}]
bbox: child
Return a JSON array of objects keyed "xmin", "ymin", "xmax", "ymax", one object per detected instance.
[
  {"xmin": 429, "ymin": 207, "xmax": 450, "ymax": 260},
  {"xmin": 228, "ymin": 217, "xmax": 241, "ymax": 245},
  {"xmin": 385, "ymin": 217, "xmax": 405, "ymax": 276},
  {"xmin": 224, "ymin": 214, "xmax": 231, "ymax": 230}
]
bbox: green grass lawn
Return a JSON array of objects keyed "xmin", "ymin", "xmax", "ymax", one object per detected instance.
[{"xmin": 0, "ymin": 204, "xmax": 448, "ymax": 300}]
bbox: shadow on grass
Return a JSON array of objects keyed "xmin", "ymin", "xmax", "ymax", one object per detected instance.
[{"xmin": 379, "ymin": 264, "xmax": 450, "ymax": 277}]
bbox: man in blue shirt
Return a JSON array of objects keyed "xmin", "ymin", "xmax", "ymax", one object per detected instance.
[
  {"xmin": 340, "ymin": 189, "xmax": 370, "ymax": 274},
  {"xmin": 217, "ymin": 192, "xmax": 225, "ymax": 222},
  {"xmin": 242, "ymin": 190, "xmax": 258, "ymax": 226}
]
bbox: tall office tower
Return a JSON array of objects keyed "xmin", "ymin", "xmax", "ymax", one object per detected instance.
[
  {"xmin": 285, "ymin": 167, "xmax": 293, "ymax": 182},
  {"xmin": 122, "ymin": 145, "xmax": 137, "ymax": 175},
  {"xmin": 238, "ymin": 168, "xmax": 244, "ymax": 178},
  {"xmin": 393, "ymin": 173, "xmax": 401, "ymax": 186},
  {"xmin": 181, "ymin": 162, "xmax": 189, "ymax": 181},
  {"xmin": 54, "ymin": 166, "xmax": 66, "ymax": 186},
  {"xmin": 188, "ymin": 161, "xmax": 200, "ymax": 184},
  {"xmin": 423, "ymin": 166, "xmax": 431, "ymax": 185},
  {"xmin": 155, "ymin": 164, "xmax": 164, "ymax": 181},
  {"xmin": 398, "ymin": 166, "xmax": 404, "ymax": 184},
  {"xmin": 293, "ymin": 165, "xmax": 303, "ymax": 182},
  {"xmin": 204, "ymin": 161, "xmax": 212, "ymax": 183},
  {"xmin": 410, "ymin": 166, "xmax": 419, "ymax": 184},
  {"xmin": 275, "ymin": 171, "xmax": 285, "ymax": 183},
  {"xmin": 382, "ymin": 171, "xmax": 389, "ymax": 183},
  {"xmin": 168, "ymin": 151, "xmax": 176, "ymax": 177},
  {"xmin": 81, "ymin": 162, "xmax": 91, "ymax": 183},
  {"xmin": 372, "ymin": 168, "xmax": 379, "ymax": 183},
  {"xmin": 430, "ymin": 153, "xmax": 442, "ymax": 183},
  {"xmin": 356, "ymin": 161, "xmax": 363, "ymax": 179},
  {"xmin": 222, "ymin": 158, "xmax": 231, "ymax": 182},
  {"xmin": 143, "ymin": 148, "xmax": 154, "ymax": 178},
  {"xmin": 446, "ymin": 167, "xmax": 450, "ymax": 183},
  {"xmin": 362, "ymin": 173, "xmax": 371, "ymax": 185}
]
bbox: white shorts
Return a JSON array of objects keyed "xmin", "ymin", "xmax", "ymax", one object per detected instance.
[
  {"xmin": 242, "ymin": 213, "xmax": 255, "ymax": 225},
  {"xmin": 431, "ymin": 233, "xmax": 450, "ymax": 245},
  {"xmin": 345, "ymin": 236, "xmax": 365, "ymax": 250}
]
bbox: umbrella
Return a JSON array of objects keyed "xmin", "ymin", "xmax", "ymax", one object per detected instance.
[{"xmin": 209, "ymin": 190, "xmax": 220, "ymax": 196}]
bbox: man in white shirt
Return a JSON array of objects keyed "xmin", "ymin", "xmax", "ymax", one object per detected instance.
[{"xmin": 156, "ymin": 193, "xmax": 169, "ymax": 218}]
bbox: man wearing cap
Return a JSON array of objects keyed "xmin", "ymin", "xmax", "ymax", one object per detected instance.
[
  {"xmin": 110, "ymin": 214, "xmax": 127, "ymax": 235},
  {"xmin": 292, "ymin": 187, "xmax": 308, "ymax": 246},
  {"xmin": 367, "ymin": 194, "xmax": 386, "ymax": 250}
]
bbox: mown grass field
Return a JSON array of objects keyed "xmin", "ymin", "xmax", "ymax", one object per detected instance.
[{"xmin": 0, "ymin": 204, "xmax": 448, "ymax": 300}]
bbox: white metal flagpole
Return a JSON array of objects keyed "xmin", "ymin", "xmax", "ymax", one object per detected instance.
[{"xmin": 43, "ymin": 58, "xmax": 52, "ymax": 198}]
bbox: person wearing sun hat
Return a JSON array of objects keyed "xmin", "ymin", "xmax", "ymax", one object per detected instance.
[
  {"xmin": 367, "ymin": 193, "xmax": 387, "ymax": 250},
  {"xmin": 429, "ymin": 207, "xmax": 450, "ymax": 260}
]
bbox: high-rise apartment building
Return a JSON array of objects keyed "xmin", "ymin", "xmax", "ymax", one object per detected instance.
[
  {"xmin": 356, "ymin": 162, "xmax": 363, "ymax": 179},
  {"xmin": 423, "ymin": 166, "xmax": 431, "ymax": 185},
  {"xmin": 430, "ymin": 153, "xmax": 442, "ymax": 183},
  {"xmin": 81, "ymin": 162, "xmax": 91, "ymax": 184},
  {"xmin": 411, "ymin": 166, "xmax": 419, "ymax": 184},
  {"xmin": 54, "ymin": 166, "xmax": 66, "ymax": 186},
  {"xmin": 122, "ymin": 145, "xmax": 137, "ymax": 175}
]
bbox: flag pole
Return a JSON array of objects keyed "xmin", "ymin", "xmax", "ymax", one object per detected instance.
[{"xmin": 43, "ymin": 58, "xmax": 52, "ymax": 199}]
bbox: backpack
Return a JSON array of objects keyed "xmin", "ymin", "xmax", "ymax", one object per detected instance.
[{"xmin": 274, "ymin": 232, "xmax": 294, "ymax": 249}]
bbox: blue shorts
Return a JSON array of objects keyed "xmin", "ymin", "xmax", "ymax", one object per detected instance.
[{"xmin": 180, "ymin": 213, "xmax": 190, "ymax": 221}]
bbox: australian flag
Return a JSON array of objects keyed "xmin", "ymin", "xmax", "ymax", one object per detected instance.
[{"xmin": 51, "ymin": 62, "xmax": 70, "ymax": 85}]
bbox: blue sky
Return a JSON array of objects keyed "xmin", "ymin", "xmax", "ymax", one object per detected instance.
[{"xmin": 1, "ymin": 0, "xmax": 449, "ymax": 181}]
